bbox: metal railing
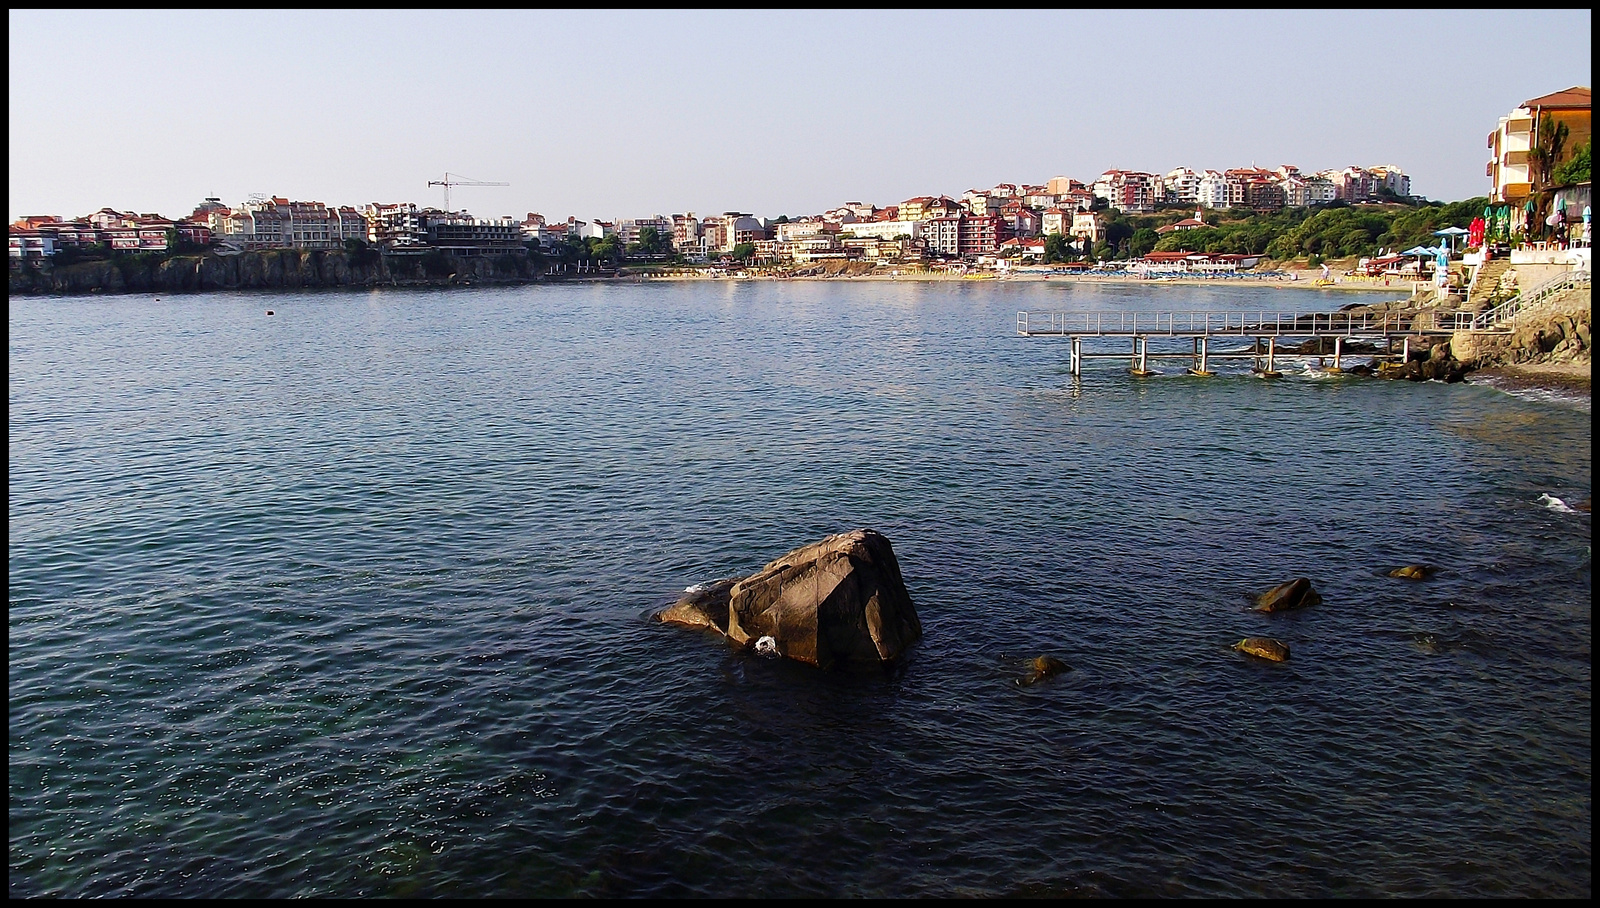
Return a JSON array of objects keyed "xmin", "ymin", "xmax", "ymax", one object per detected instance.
[
  {"xmin": 1470, "ymin": 269, "xmax": 1590, "ymax": 331},
  {"xmin": 1017, "ymin": 309, "xmax": 1474, "ymax": 337}
]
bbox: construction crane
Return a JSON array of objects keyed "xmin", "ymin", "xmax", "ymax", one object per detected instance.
[{"xmin": 427, "ymin": 172, "xmax": 509, "ymax": 214}]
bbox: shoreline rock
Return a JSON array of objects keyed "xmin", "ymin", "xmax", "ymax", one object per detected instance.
[{"xmin": 658, "ymin": 530, "xmax": 922, "ymax": 669}]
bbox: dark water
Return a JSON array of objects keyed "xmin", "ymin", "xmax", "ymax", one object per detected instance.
[{"xmin": 9, "ymin": 280, "xmax": 1590, "ymax": 897}]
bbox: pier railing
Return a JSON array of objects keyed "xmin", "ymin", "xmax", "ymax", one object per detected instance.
[{"xmin": 1016, "ymin": 309, "xmax": 1473, "ymax": 337}]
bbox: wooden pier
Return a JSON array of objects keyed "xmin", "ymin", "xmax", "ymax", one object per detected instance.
[{"xmin": 1016, "ymin": 309, "xmax": 1480, "ymax": 377}]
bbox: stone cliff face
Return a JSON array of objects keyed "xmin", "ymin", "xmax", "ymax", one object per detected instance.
[
  {"xmin": 1451, "ymin": 288, "xmax": 1591, "ymax": 369},
  {"xmin": 8, "ymin": 249, "xmax": 542, "ymax": 296}
]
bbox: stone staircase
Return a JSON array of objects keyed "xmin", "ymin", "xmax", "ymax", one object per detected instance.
[
  {"xmin": 1525, "ymin": 285, "xmax": 1591, "ymax": 319},
  {"xmin": 1466, "ymin": 258, "xmax": 1513, "ymax": 312}
]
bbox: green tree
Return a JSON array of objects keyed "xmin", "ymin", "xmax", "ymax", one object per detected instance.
[
  {"xmin": 1042, "ymin": 232, "xmax": 1072, "ymax": 263},
  {"xmin": 626, "ymin": 226, "xmax": 669, "ymax": 257},
  {"xmin": 1128, "ymin": 227, "xmax": 1160, "ymax": 258},
  {"xmin": 591, "ymin": 234, "xmax": 624, "ymax": 265},
  {"xmin": 1553, "ymin": 141, "xmax": 1590, "ymax": 186},
  {"xmin": 1528, "ymin": 116, "xmax": 1570, "ymax": 190},
  {"xmin": 729, "ymin": 242, "xmax": 756, "ymax": 261}
]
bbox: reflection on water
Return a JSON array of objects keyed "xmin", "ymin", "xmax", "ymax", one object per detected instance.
[{"xmin": 8, "ymin": 282, "xmax": 1591, "ymax": 898}]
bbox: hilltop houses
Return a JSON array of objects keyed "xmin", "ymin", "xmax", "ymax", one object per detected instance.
[{"xmin": 12, "ymin": 160, "xmax": 1418, "ymax": 267}]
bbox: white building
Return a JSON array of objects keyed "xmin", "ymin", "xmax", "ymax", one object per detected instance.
[
  {"xmin": 1041, "ymin": 208, "xmax": 1072, "ymax": 237},
  {"xmin": 217, "ymin": 197, "xmax": 368, "ymax": 250},
  {"xmin": 1196, "ymin": 171, "xmax": 1229, "ymax": 209},
  {"xmin": 839, "ymin": 219, "xmax": 924, "ymax": 241},
  {"xmin": 1163, "ymin": 168, "xmax": 1204, "ymax": 205}
]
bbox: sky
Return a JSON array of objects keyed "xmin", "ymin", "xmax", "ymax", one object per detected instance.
[{"xmin": 8, "ymin": 10, "xmax": 1593, "ymax": 224}]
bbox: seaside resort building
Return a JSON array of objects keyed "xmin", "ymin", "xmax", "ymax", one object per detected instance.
[{"xmin": 1487, "ymin": 86, "xmax": 1592, "ymax": 234}]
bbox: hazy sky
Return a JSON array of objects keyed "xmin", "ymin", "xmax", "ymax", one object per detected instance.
[{"xmin": 9, "ymin": 10, "xmax": 1592, "ymax": 224}]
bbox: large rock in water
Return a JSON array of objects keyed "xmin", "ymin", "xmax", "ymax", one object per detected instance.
[{"xmin": 658, "ymin": 530, "xmax": 922, "ymax": 669}]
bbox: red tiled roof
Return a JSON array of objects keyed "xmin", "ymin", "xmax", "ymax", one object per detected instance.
[{"xmin": 1523, "ymin": 86, "xmax": 1590, "ymax": 109}]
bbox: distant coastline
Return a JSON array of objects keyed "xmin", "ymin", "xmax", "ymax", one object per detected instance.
[{"xmin": 7, "ymin": 249, "xmax": 1407, "ymax": 298}]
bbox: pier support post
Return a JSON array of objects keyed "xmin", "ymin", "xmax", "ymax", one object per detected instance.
[
  {"xmin": 1188, "ymin": 336, "xmax": 1214, "ymax": 376},
  {"xmin": 1256, "ymin": 336, "xmax": 1282, "ymax": 378},
  {"xmin": 1131, "ymin": 336, "xmax": 1154, "ymax": 376},
  {"xmin": 1330, "ymin": 336, "xmax": 1343, "ymax": 373},
  {"xmin": 1070, "ymin": 336, "xmax": 1081, "ymax": 377}
]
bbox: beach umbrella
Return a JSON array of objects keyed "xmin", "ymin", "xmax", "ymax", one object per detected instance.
[{"xmin": 1433, "ymin": 225, "xmax": 1468, "ymax": 254}]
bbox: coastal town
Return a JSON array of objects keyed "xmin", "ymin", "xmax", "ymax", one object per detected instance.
[
  {"xmin": 8, "ymin": 87, "xmax": 1590, "ymax": 287},
  {"xmin": 8, "ymin": 11, "xmax": 1593, "ymax": 902},
  {"xmin": 7, "ymin": 164, "xmax": 1415, "ymax": 269}
]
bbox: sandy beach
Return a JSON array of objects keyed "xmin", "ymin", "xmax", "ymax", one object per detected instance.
[{"xmin": 638, "ymin": 268, "xmax": 1409, "ymax": 294}]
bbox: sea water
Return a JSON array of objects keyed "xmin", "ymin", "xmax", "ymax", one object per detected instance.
[{"xmin": 9, "ymin": 280, "xmax": 1590, "ymax": 897}]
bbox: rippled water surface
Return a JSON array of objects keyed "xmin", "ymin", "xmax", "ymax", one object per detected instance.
[{"xmin": 10, "ymin": 280, "xmax": 1591, "ymax": 897}]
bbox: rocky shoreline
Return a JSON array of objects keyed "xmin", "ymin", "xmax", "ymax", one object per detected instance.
[
  {"xmin": 6, "ymin": 248, "xmax": 549, "ymax": 296},
  {"xmin": 1468, "ymin": 362, "xmax": 1591, "ymax": 396}
]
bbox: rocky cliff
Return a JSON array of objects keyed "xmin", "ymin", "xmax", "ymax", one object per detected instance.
[
  {"xmin": 1451, "ymin": 287, "xmax": 1591, "ymax": 370},
  {"xmin": 8, "ymin": 249, "xmax": 544, "ymax": 296}
]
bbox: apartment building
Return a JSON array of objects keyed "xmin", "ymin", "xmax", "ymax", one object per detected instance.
[
  {"xmin": 216, "ymin": 197, "xmax": 368, "ymax": 250},
  {"xmin": 1368, "ymin": 165, "xmax": 1413, "ymax": 199},
  {"xmin": 999, "ymin": 203, "xmax": 1039, "ymax": 238},
  {"xmin": 1163, "ymin": 168, "xmax": 1204, "ymax": 205},
  {"xmin": 774, "ymin": 218, "xmax": 831, "ymax": 242},
  {"xmin": 1092, "ymin": 170, "xmax": 1159, "ymax": 213},
  {"xmin": 837, "ymin": 219, "xmax": 922, "ymax": 241},
  {"xmin": 1072, "ymin": 210, "xmax": 1105, "ymax": 247},
  {"xmin": 1041, "ymin": 208, "xmax": 1072, "ymax": 237},
  {"xmin": 957, "ymin": 214, "xmax": 1006, "ymax": 256},
  {"xmin": 361, "ymin": 203, "xmax": 429, "ymax": 247},
  {"xmin": 924, "ymin": 216, "xmax": 960, "ymax": 256},
  {"xmin": 615, "ymin": 216, "xmax": 672, "ymax": 246},
  {"xmin": 426, "ymin": 215, "xmax": 523, "ymax": 256}
]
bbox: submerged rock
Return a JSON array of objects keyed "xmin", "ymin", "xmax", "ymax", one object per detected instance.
[
  {"xmin": 1252, "ymin": 577, "xmax": 1321, "ymax": 612},
  {"xmin": 658, "ymin": 530, "xmax": 921, "ymax": 669},
  {"xmin": 1387, "ymin": 564, "xmax": 1433, "ymax": 581},
  {"xmin": 1234, "ymin": 637, "xmax": 1291, "ymax": 662},
  {"xmin": 1015, "ymin": 655, "xmax": 1071, "ymax": 687}
]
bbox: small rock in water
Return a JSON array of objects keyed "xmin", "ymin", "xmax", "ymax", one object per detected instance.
[
  {"xmin": 1252, "ymin": 577, "xmax": 1320, "ymax": 612},
  {"xmin": 1387, "ymin": 564, "xmax": 1433, "ymax": 581},
  {"xmin": 1016, "ymin": 654, "xmax": 1071, "ymax": 686},
  {"xmin": 1234, "ymin": 637, "xmax": 1290, "ymax": 662},
  {"xmin": 754, "ymin": 635, "xmax": 780, "ymax": 658}
]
